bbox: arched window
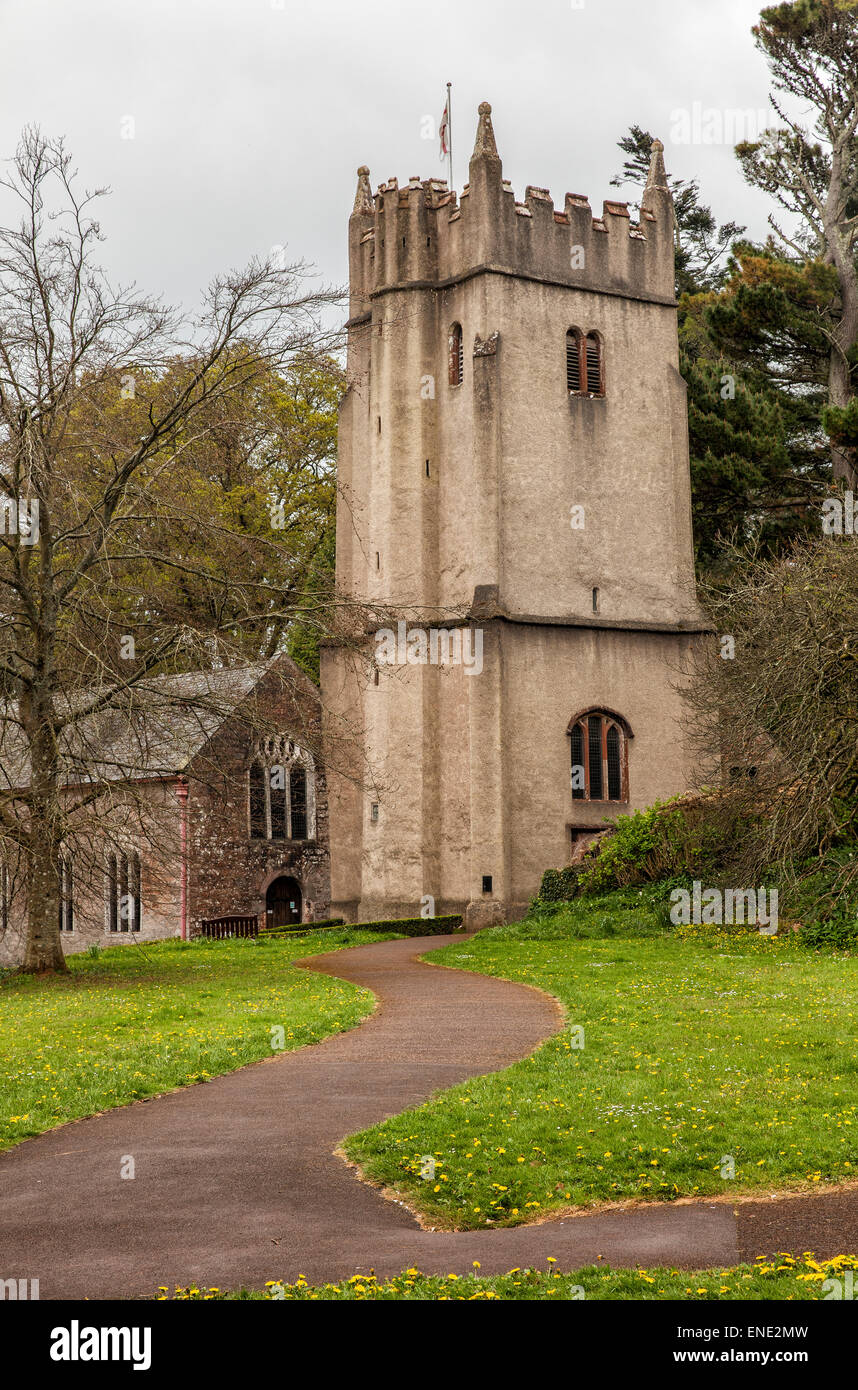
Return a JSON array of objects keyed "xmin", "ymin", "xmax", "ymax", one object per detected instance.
[
  {"xmin": 568, "ymin": 710, "xmax": 630, "ymax": 802},
  {"xmin": 107, "ymin": 850, "xmax": 141, "ymax": 932},
  {"xmin": 567, "ymin": 328, "xmax": 605, "ymax": 398},
  {"xmin": 566, "ymin": 328, "xmax": 582, "ymax": 393},
  {"xmin": 586, "ymin": 332, "xmax": 603, "ymax": 395},
  {"xmin": 449, "ymin": 322, "xmax": 463, "ymax": 386},
  {"xmin": 248, "ymin": 741, "xmax": 316, "ymax": 842},
  {"xmin": 269, "ymin": 765, "xmax": 287, "ymax": 841}
]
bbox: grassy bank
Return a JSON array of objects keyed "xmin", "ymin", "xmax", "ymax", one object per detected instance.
[
  {"xmin": 161, "ymin": 1252, "xmax": 858, "ymax": 1300},
  {"xmin": 0, "ymin": 928, "xmax": 396, "ymax": 1150},
  {"xmin": 343, "ymin": 894, "xmax": 858, "ymax": 1228}
]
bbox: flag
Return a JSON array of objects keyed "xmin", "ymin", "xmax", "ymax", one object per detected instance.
[{"xmin": 439, "ymin": 98, "xmax": 450, "ymax": 160}]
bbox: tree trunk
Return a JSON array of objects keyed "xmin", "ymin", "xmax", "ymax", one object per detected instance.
[
  {"xmin": 19, "ymin": 694, "xmax": 68, "ymax": 974},
  {"xmin": 824, "ymin": 199, "xmax": 858, "ymax": 490},
  {"xmin": 20, "ymin": 827, "xmax": 67, "ymax": 974}
]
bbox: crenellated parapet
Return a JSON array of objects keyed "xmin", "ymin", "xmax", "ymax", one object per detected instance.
[{"xmin": 347, "ymin": 103, "xmax": 676, "ymax": 319}]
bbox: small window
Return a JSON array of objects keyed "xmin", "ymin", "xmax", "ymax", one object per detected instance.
[
  {"xmin": 449, "ymin": 323, "xmax": 463, "ymax": 386},
  {"xmin": 567, "ymin": 328, "xmax": 605, "ymax": 398},
  {"xmin": 482, "ymin": 875, "xmax": 493, "ymax": 894},
  {"xmin": 568, "ymin": 711, "xmax": 628, "ymax": 802}
]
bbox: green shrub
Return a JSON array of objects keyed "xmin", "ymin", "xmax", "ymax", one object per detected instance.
[
  {"xmin": 780, "ymin": 848, "xmax": 858, "ymax": 951},
  {"xmin": 535, "ymin": 866, "xmax": 582, "ymax": 904},
  {"xmin": 577, "ymin": 799, "xmax": 736, "ymax": 894},
  {"xmin": 354, "ymin": 914, "xmax": 463, "ymax": 936},
  {"xmin": 798, "ymin": 917, "xmax": 858, "ymax": 951}
]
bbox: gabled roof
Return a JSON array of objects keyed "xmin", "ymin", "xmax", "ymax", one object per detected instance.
[{"xmin": 0, "ymin": 662, "xmax": 296, "ymax": 792}]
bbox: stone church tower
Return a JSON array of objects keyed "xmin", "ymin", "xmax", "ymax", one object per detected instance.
[{"xmin": 321, "ymin": 102, "xmax": 708, "ymax": 927}]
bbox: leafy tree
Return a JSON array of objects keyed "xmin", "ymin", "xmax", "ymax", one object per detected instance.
[
  {"xmin": 736, "ymin": 0, "xmax": 858, "ymax": 485},
  {"xmin": 0, "ymin": 128, "xmax": 343, "ymax": 972},
  {"xmin": 287, "ymin": 523, "xmax": 336, "ymax": 683},
  {"xmin": 613, "ymin": 128, "xmax": 820, "ymax": 569}
]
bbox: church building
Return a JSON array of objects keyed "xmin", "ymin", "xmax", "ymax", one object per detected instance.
[{"xmin": 322, "ymin": 102, "xmax": 709, "ymax": 927}]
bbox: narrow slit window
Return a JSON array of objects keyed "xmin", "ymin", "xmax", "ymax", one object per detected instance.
[
  {"xmin": 566, "ymin": 328, "xmax": 582, "ymax": 393},
  {"xmin": 449, "ymin": 323, "xmax": 463, "ymax": 386}
]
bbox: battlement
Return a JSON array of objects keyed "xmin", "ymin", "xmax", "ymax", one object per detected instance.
[{"xmin": 347, "ymin": 102, "xmax": 675, "ymax": 320}]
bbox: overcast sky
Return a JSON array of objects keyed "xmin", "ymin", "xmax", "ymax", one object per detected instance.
[{"xmin": 0, "ymin": 0, "xmax": 782, "ymax": 312}]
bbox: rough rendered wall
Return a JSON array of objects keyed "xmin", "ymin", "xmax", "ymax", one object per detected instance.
[{"xmin": 325, "ymin": 112, "xmax": 710, "ymax": 927}]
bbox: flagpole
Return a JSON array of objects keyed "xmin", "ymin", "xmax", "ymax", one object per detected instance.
[{"xmin": 446, "ymin": 81, "xmax": 453, "ymax": 191}]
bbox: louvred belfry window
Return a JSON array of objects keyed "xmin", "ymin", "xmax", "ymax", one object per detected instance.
[
  {"xmin": 449, "ymin": 323, "xmax": 463, "ymax": 386},
  {"xmin": 569, "ymin": 711, "xmax": 628, "ymax": 802},
  {"xmin": 586, "ymin": 333, "xmax": 603, "ymax": 394},
  {"xmin": 566, "ymin": 328, "xmax": 582, "ymax": 392},
  {"xmin": 567, "ymin": 328, "xmax": 605, "ymax": 397}
]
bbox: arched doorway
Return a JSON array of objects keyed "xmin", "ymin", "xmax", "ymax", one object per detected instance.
[{"xmin": 265, "ymin": 876, "xmax": 302, "ymax": 928}]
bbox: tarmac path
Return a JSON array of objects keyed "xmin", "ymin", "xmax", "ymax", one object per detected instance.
[{"xmin": 1, "ymin": 933, "xmax": 854, "ymax": 1298}]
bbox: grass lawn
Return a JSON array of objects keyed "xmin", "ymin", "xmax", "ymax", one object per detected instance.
[
  {"xmin": 343, "ymin": 894, "xmax": 858, "ymax": 1228},
  {"xmin": 0, "ymin": 928, "xmax": 397, "ymax": 1151},
  {"xmin": 161, "ymin": 1252, "xmax": 858, "ymax": 1300}
]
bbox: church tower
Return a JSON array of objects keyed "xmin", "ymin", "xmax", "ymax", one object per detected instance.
[{"xmin": 321, "ymin": 103, "xmax": 708, "ymax": 927}]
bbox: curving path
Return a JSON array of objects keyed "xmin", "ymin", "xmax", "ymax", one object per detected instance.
[{"xmin": 0, "ymin": 933, "xmax": 855, "ymax": 1299}]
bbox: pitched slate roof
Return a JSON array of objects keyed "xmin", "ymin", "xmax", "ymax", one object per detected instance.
[{"xmin": 0, "ymin": 664, "xmax": 272, "ymax": 791}]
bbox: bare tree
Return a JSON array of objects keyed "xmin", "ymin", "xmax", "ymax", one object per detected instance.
[
  {"xmin": 685, "ymin": 531, "xmax": 858, "ymax": 901},
  {"xmin": 0, "ymin": 127, "xmax": 345, "ymax": 972}
]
